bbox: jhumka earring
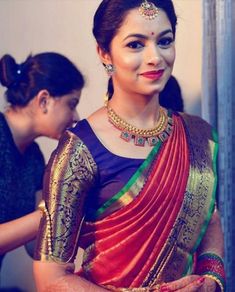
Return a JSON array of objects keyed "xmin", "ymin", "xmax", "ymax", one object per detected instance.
[
  {"xmin": 104, "ymin": 64, "xmax": 115, "ymax": 76},
  {"xmin": 139, "ymin": 0, "xmax": 159, "ymax": 20},
  {"xmin": 104, "ymin": 93, "xmax": 109, "ymax": 107}
]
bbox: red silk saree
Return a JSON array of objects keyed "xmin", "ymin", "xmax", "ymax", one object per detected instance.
[
  {"xmin": 35, "ymin": 112, "xmax": 218, "ymax": 290},
  {"xmin": 78, "ymin": 113, "xmax": 218, "ymax": 289}
]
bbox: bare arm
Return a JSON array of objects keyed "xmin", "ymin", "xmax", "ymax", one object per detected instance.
[
  {"xmin": 0, "ymin": 210, "xmax": 41, "ymax": 255},
  {"xmin": 33, "ymin": 261, "xmax": 109, "ymax": 292},
  {"xmin": 197, "ymin": 207, "xmax": 224, "ymax": 257}
]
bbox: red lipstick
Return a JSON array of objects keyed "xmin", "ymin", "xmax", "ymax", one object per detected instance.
[{"xmin": 140, "ymin": 69, "xmax": 164, "ymax": 80}]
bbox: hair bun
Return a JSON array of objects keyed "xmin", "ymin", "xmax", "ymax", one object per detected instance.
[{"xmin": 0, "ymin": 54, "xmax": 20, "ymax": 88}]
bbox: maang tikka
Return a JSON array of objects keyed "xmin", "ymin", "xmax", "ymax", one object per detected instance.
[{"xmin": 139, "ymin": 0, "xmax": 159, "ymax": 20}]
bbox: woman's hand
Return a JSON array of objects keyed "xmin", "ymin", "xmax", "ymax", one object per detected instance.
[{"xmin": 158, "ymin": 275, "xmax": 217, "ymax": 291}]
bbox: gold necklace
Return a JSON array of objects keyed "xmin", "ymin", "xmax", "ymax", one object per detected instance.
[{"xmin": 107, "ymin": 105, "xmax": 174, "ymax": 147}]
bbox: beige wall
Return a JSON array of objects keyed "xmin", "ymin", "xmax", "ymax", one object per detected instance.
[{"xmin": 0, "ymin": 0, "xmax": 202, "ymax": 291}]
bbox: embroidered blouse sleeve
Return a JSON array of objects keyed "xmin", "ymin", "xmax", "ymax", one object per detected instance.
[{"xmin": 34, "ymin": 130, "xmax": 98, "ymax": 263}]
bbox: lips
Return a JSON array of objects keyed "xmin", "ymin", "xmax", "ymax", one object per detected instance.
[{"xmin": 140, "ymin": 69, "xmax": 164, "ymax": 80}]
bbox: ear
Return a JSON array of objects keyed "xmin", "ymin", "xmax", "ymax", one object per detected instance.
[
  {"xmin": 36, "ymin": 89, "xmax": 51, "ymax": 114},
  {"xmin": 96, "ymin": 44, "xmax": 112, "ymax": 65}
]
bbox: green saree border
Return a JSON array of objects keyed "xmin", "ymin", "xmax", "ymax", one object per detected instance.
[{"xmin": 94, "ymin": 141, "xmax": 163, "ymax": 218}]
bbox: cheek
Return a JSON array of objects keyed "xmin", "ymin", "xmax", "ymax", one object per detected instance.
[
  {"xmin": 165, "ymin": 48, "xmax": 175, "ymax": 66},
  {"xmin": 114, "ymin": 54, "xmax": 141, "ymax": 71}
]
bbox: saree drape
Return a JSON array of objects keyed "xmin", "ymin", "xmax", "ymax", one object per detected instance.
[
  {"xmin": 35, "ymin": 113, "xmax": 218, "ymax": 290},
  {"xmin": 79, "ymin": 113, "xmax": 218, "ymax": 289}
]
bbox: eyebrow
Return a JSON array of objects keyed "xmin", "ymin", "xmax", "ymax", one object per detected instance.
[{"xmin": 123, "ymin": 29, "xmax": 173, "ymax": 41}]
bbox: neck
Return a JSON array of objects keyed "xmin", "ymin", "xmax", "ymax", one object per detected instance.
[
  {"xmin": 4, "ymin": 108, "xmax": 38, "ymax": 153},
  {"xmin": 108, "ymin": 92, "xmax": 161, "ymax": 129}
]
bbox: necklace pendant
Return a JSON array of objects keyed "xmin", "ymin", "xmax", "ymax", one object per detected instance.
[
  {"xmin": 168, "ymin": 117, "xmax": 174, "ymax": 125},
  {"xmin": 147, "ymin": 136, "xmax": 160, "ymax": 146},
  {"xmin": 165, "ymin": 123, "xmax": 173, "ymax": 135},
  {"xmin": 159, "ymin": 131, "xmax": 169, "ymax": 142},
  {"xmin": 107, "ymin": 105, "xmax": 173, "ymax": 147},
  {"xmin": 120, "ymin": 131, "xmax": 132, "ymax": 142},
  {"xmin": 134, "ymin": 135, "xmax": 146, "ymax": 147}
]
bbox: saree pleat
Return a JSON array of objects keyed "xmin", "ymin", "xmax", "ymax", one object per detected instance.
[{"xmin": 79, "ymin": 114, "xmax": 190, "ymax": 288}]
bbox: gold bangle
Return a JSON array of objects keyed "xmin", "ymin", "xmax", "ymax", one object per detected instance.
[
  {"xmin": 37, "ymin": 199, "xmax": 46, "ymax": 213},
  {"xmin": 204, "ymin": 274, "xmax": 224, "ymax": 292},
  {"xmin": 37, "ymin": 199, "xmax": 46, "ymax": 218}
]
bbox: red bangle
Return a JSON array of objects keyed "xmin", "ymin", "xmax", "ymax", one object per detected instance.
[{"xmin": 195, "ymin": 252, "xmax": 226, "ymax": 291}]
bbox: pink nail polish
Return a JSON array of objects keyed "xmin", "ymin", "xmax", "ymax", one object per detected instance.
[
  {"xmin": 160, "ymin": 287, "xmax": 171, "ymax": 292},
  {"xmin": 197, "ymin": 277, "xmax": 205, "ymax": 284}
]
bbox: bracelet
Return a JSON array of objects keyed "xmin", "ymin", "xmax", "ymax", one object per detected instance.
[
  {"xmin": 37, "ymin": 199, "xmax": 46, "ymax": 214},
  {"xmin": 105, "ymin": 285, "xmax": 161, "ymax": 291},
  {"xmin": 195, "ymin": 252, "xmax": 226, "ymax": 292},
  {"xmin": 37, "ymin": 199, "xmax": 53, "ymax": 257}
]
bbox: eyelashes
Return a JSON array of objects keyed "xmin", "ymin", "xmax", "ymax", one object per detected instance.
[
  {"xmin": 127, "ymin": 41, "xmax": 144, "ymax": 49},
  {"xmin": 126, "ymin": 37, "xmax": 174, "ymax": 50},
  {"xmin": 158, "ymin": 37, "xmax": 174, "ymax": 48}
]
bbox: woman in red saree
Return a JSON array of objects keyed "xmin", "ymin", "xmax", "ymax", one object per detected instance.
[{"xmin": 33, "ymin": 1, "xmax": 225, "ymax": 291}]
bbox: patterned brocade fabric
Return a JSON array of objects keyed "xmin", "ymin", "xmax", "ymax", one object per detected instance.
[{"xmin": 34, "ymin": 130, "xmax": 98, "ymax": 263}]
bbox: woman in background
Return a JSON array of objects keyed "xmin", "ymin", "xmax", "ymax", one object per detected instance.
[
  {"xmin": 34, "ymin": 1, "xmax": 225, "ymax": 291},
  {"xmin": 0, "ymin": 52, "xmax": 84, "ymax": 268}
]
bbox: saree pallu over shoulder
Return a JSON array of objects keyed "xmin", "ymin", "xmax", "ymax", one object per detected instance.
[
  {"xmin": 34, "ymin": 130, "xmax": 98, "ymax": 263},
  {"xmin": 148, "ymin": 113, "xmax": 218, "ymax": 285},
  {"xmin": 79, "ymin": 113, "xmax": 218, "ymax": 289}
]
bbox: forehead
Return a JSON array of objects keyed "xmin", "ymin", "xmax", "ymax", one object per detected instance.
[
  {"xmin": 59, "ymin": 90, "xmax": 81, "ymax": 101},
  {"xmin": 116, "ymin": 8, "xmax": 172, "ymax": 37}
]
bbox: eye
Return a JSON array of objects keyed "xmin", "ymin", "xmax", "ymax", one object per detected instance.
[
  {"xmin": 127, "ymin": 41, "xmax": 144, "ymax": 49},
  {"xmin": 68, "ymin": 98, "xmax": 79, "ymax": 110},
  {"xmin": 158, "ymin": 37, "xmax": 174, "ymax": 49}
]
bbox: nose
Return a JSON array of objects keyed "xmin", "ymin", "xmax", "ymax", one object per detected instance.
[
  {"xmin": 146, "ymin": 44, "xmax": 163, "ymax": 67},
  {"xmin": 73, "ymin": 110, "xmax": 80, "ymax": 123}
]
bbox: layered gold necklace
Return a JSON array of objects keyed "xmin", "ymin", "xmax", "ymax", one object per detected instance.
[{"xmin": 107, "ymin": 105, "xmax": 174, "ymax": 147}]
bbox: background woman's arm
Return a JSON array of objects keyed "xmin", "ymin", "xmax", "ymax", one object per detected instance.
[
  {"xmin": 34, "ymin": 261, "xmax": 109, "ymax": 292},
  {"xmin": 0, "ymin": 210, "xmax": 41, "ymax": 255}
]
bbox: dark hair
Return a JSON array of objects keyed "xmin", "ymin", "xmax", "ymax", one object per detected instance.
[
  {"xmin": 93, "ymin": 0, "xmax": 177, "ymax": 98},
  {"xmin": 0, "ymin": 52, "xmax": 85, "ymax": 106},
  {"xmin": 159, "ymin": 75, "xmax": 184, "ymax": 112}
]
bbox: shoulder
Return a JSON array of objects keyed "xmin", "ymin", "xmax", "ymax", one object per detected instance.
[
  {"xmin": 45, "ymin": 129, "xmax": 98, "ymax": 185},
  {"xmin": 178, "ymin": 112, "xmax": 211, "ymax": 127},
  {"xmin": 178, "ymin": 112, "xmax": 218, "ymax": 143},
  {"xmin": 70, "ymin": 119, "xmax": 92, "ymax": 140},
  {"xmin": 30, "ymin": 142, "xmax": 45, "ymax": 162},
  {"xmin": 51, "ymin": 127, "xmax": 97, "ymax": 172},
  {"xmin": 26, "ymin": 142, "xmax": 45, "ymax": 176},
  {"xmin": 0, "ymin": 112, "xmax": 10, "ymax": 137}
]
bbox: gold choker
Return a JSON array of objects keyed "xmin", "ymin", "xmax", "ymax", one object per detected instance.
[{"xmin": 107, "ymin": 105, "xmax": 173, "ymax": 147}]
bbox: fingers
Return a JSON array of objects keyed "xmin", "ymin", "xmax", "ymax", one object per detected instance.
[
  {"xmin": 176, "ymin": 277, "xmax": 205, "ymax": 292},
  {"xmin": 160, "ymin": 275, "xmax": 205, "ymax": 291}
]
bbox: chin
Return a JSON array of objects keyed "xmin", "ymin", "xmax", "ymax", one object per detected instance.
[
  {"xmin": 48, "ymin": 133, "xmax": 61, "ymax": 140},
  {"xmin": 144, "ymin": 88, "xmax": 163, "ymax": 96}
]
